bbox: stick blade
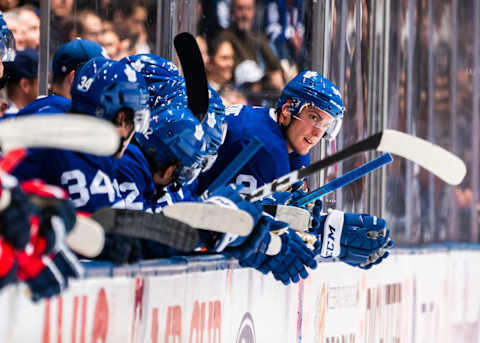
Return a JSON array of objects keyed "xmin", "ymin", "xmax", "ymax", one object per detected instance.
[
  {"xmin": 378, "ymin": 129, "xmax": 467, "ymax": 185},
  {"xmin": 162, "ymin": 202, "xmax": 254, "ymax": 236},
  {"xmin": 0, "ymin": 114, "xmax": 121, "ymax": 156},
  {"xmin": 174, "ymin": 32, "xmax": 209, "ymax": 121},
  {"xmin": 66, "ymin": 215, "xmax": 105, "ymax": 258}
]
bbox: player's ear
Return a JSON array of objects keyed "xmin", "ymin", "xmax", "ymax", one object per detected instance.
[
  {"xmin": 66, "ymin": 70, "xmax": 76, "ymax": 86},
  {"xmin": 278, "ymin": 101, "xmax": 292, "ymax": 126},
  {"xmin": 153, "ymin": 165, "xmax": 178, "ymax": 186}
]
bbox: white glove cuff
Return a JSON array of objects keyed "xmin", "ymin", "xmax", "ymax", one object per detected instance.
[{"xmin": 320, "ymin": 209, "xmax": 344, "ymax": 258}]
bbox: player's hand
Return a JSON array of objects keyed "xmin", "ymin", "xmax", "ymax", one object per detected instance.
[
  {"xmin": 204, "ymin": 184, "xmax": 263, "ymax": 252},
  {"xmin": 16, "ymin": 214, "xmax": 83, "ymax": 301},
  {"xmin": 0, "ymin": 185, "xmax": 33, "ymax": 250},
  {"xmin": 261, "ymin": 180, "xmax": 307, "ymax": 206},
  {"xmin": 310, "ymin": 209, "xmax": 394, "ymax": 269},
  {"xmin": 222, "ymin": 215, "xmax": 283, "ymax": 268},
  {"xmin": 260, "ymin": 228, "xmax": 317, "ymax": 285}
]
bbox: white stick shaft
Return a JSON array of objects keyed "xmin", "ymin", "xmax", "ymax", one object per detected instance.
[{"xmin": 0, "ymin": 114, "xmax": 120, "ymax": 156}]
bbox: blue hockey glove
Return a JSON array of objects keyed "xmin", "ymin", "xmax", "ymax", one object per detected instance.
[
  {"xmin": 261, "ymin": 180, "xmax": 307, "ymax": 206},
  {"xmin": 204, "ymin": 184, "xmax": 263, "ymax": 252},
  {"xmin": 222, "ymin": 215, "xmax": 279, "ymax": 268},
  {"xmin": 38, "ymin": 198, "xmax": 77, "ymax": 253},
  {"xmin": 310, "ymin": 209, "xmax": 394, "ymax": 269},
  {"xmin": 0, "ymin": 185, "xmax": 33, "ymax": 250},
  {"xmin": 261, "ymin": 228, "xmax": 318, "ymax": 285}
]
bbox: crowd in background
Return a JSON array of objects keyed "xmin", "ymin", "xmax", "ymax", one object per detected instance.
[{"xmin": 0, "ymin": 0, "xmax": 308, "ymax": 109}]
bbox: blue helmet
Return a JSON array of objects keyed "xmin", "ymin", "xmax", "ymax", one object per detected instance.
[
  {"xmin": 135, "ymin": 106, "xmax": 207, "ymax": 185},
  {"xmin": 0, "ymin": 13, "xmax": 15, "ymax": 62},
  {"xmin": 202, "ymin": 87, "xmax": 226, "ymax": 171},
  {"xmin": 121, "ymin": 54, "xmax": 185, "ymax": 109},
  {"xmin": 277, "ymin": 71, "xmax": 345, "ymax": 140},
  {"xmin": 71, "ymin": 57, "xmax": 150, "ymax": 133}
]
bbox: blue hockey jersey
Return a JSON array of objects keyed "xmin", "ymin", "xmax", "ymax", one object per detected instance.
[
  {"xmin": 11, "ymin": 148, "xmax": 125, "ymax": 212},
  {"xmin": 116, "ymin": 144, "xmax": 156, "ymax": 211},
  {"xmin": 197, "ymin": 105, "xmax": 292, "ymax": 194},
  {"xmin": 16, "ymin": 95, "xmax": 71, "ymax": 116}
]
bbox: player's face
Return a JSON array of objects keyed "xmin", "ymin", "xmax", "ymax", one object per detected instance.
[{"xmin": 285, "ymin": 106, "xmax": 334, "ymax": 155}]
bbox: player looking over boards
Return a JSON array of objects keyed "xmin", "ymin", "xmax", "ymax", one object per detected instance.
[
  {"xmin": 197, "ymin": 70, "xmax": 343, "ymax": 194},
  {"xmin": 9, "ymin": 57, "xmax": 150, "ymax": 213}
]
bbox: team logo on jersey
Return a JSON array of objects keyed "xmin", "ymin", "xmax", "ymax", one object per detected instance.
[
  {"xmin": 77, "ymin": 76, "xmax": 94, "ymax": 92},
  {"xmin": 124, "ymin": 65, "xmax": 137, "ymax": 82},
  {"xmin": 235, "ymin": 313, "xmax": 256, "ymax": 343},
  {"xmin": 206, "ymin": 112, "xmax": 216, "ymax": 128},
  {"xmin": 303, "ymin": 71, "xmax": 318, "ymax": 79},
  {"xmin": 194, "ymin": 124, "xmax": 204, "ymax": 141},
  {"xmin": 225, "ymin": 104, "xmax": 243, "ymax": 117},
  {"xmin": 130, "ymin": 59, "xmax": 145, "ymax": 72}
]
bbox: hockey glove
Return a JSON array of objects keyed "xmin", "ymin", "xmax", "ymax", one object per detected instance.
[
  {"xmin": 261, "ymin": 180, "xmax": 307, "ymax": 206},
  {"xmin": 222, "ymin": 215, "xmax": 284, "ymax": 268},
  {"xmin": 203, "ymin": 184, "xmax": 263, "ymax": 252},
  {"xmin": 260, "ymin": 228, "xmax": 318, "ymax": 285},
  {"xmin": 17, "ymin": 215, "xmax": 84, "ymax": 301},
  {"xmin": 311, "ymin": 209, "xmax": 394, "ymax": 269},
  {"xmin": 0, "ymin": 240, "xmax": 17, "ymax": 290},
  {"xmin": 0, "ymin": 185, "xmax": 33, "ymax": 249}
]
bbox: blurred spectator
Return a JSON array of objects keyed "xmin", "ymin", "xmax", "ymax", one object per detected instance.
[
  {"xmin": 101, "ymin": 29, "xmax": 121, "ymax": 60},
  {"xmin": 199, "ymin": 0, "xmax": 232, "ymax": 40},
  {"xmin": 0, "ymin": 0, "xmax": 19, "ymax": 12},
  {"xmin": 263, "ymin": 0, "xmax": 305, "ymax": 75},
  {"xmin": 18, "ymin": 5, "xmax": 40, "ymax": 50},
  {"xmin": 219, "ymin": 86, "xmax": 248, "ymax": 106},
  {"xmin": 195, "ymin": 34, "xmax": 209, "ymax": 65},
  {"xmin": 52, "ymin": 0, "xmax": 74, "ymax": 18},
  {"xmin": 3, "ymin": 49, "xmax": 38, "ymax": 116},
  {"xmin": 234, "ymin": 59, "xmax": 263, "ymax": 92},
  {"xmin": 4, "ymin": 10, "xmax": 27, "ymax": 50},
  {"xmin": 218, "ymin": 0, "xmax": 285, "ymax": 91},
  {"xmin": 111, "ymin": 0, "xmax": 150, "ymax": 54},
  {"xmin": 75, "ymin": 10, "xmax": 104, "ymax": 44},
  {"xmin": 206, "ymin": 35, "xmax": 234, "ymax": 92},
  {"xmin": 50, "ymin": 0, "xmax": 75, "ymax": 54}
]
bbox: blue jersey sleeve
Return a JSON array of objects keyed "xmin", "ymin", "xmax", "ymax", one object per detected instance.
[
  {"xmin": 197, "ymin": 105, "xmax": 291, "ymax": 194},
  {"xmin": 116, "ymin": 145, "xmax": 156, "ymax": 211}
]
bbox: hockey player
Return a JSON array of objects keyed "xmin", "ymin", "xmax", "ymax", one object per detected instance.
[
  {"xmin": 17, "ymin": 39, "xmax": 107, "ymax": 116},
  {"xmin": 10, "ymin": 57, "xmax": 150, "ymax": 213},
  {"xmin": 115, "ymin": 54, "xmax": 320, "ymax": 282},
  {"xmin": 194, "ymin": 70, "xmax": 394, "ymax": 275}
]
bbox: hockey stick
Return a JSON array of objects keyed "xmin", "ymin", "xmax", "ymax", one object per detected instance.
[
  {"xmin": 0, "ymin": 114, "xmax": 120, "ymax": 155},
  {"xmin": 91, "ymin": 208, "xmax": 200, "ymax": 252},
  {"xmin": 201, "ymin": 137, "xmax": 264, "ymax": 199},
  {"xmin": 245, "ymin": 129, "xmax": 466, "ymax": 202},
  {"xmin": 263, "ymin": 153, "xmax": 393, "ymax": 231},
  {"xmin": 92, "ymin": 201, "xmax": 254, "ymax": 240},
  {"xmin": 174, "ymin": 32, "xmax": 209, "ymax": 121},
  {"xmin": 290, "ymin": 153, "xmax": 393, "ymax": 207}
]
